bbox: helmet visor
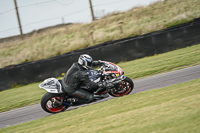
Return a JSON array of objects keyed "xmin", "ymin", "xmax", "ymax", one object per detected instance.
[
  {"xmin": 85, "ymin": 59, "xmax": 92, "ymax": 67},
  {"xmin": 87, "ymin": 61, "xmax": 92, "ymax": 67}
]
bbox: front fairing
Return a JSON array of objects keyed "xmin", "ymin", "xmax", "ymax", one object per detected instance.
[
  {"xmin": 103, "ymin": 61, "xmax": 124, "ymax": 76},
  {"xmin": 87, "ymin": 61, "xmax": 125, "ymax": 83}
]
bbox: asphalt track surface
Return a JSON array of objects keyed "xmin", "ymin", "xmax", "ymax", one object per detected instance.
[{"xmin": 0, "ymin": 65, "xmax": 200, "ymax": 129}]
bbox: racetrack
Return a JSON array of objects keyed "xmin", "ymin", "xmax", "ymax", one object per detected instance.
[{"xmin": 0, "ymin": 65, "xmax": 200, "ymax": 129}]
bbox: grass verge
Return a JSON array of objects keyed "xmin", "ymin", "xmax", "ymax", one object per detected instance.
[
  {"xmin": 0, "ymin": 44, "xmax": 200, "ymax": 113},
  {"xmin": 119, "ymin": 44, "xmax": 200, "ymax": 79},
  {"xmin": 1, "ymin": 78, "xmax": 200, "ymax": 132}
]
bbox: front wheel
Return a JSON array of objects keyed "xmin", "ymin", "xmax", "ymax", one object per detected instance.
[
  {"xmin": 41, "ymin": 92, "xmax": 68, "ymax": 113},
  {"xmin": 109, "ymin": 77, "xmax": 134, "ymax": 97}
]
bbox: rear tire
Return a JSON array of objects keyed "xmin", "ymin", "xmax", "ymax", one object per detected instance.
[
  {"xmin": 109, "ymin": 77, "xmax": 134, "ymax": 97},
  {"xmin": 41, "ymin": 92, "xmax": 68, "ymax": 113}
]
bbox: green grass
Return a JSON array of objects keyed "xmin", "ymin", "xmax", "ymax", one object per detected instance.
[
  {"xmin": 1, "ymin": 78, "xmax": 200, "ymax": 133},
  {"xmin": 0, "ymin": 0, "xmax": 200, "ymax": 68},
  {"xmin": 0, "ymin": 44, "xmax": 200, "ymax": 113},
  {"xmin": 0, "ymin": 83, "xmax": 46, "ymax": 113},
  {"xmin": 118, "ymin": 44, "xmax": 200, "ymax": 79}
]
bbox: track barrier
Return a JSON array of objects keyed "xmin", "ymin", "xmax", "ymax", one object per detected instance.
[{"xmin": 1, "ymin": 18, "xmax": 200, "ymax": 91}]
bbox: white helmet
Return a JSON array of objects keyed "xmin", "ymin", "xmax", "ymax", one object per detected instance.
[{"xmin": 78, "ymin": 54, "xmax": 93, "ymax": 69}]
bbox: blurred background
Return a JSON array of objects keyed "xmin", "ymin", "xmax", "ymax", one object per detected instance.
[{"xmin": 0, "ymin": 0, "xmax": 159, "ymax": 38}]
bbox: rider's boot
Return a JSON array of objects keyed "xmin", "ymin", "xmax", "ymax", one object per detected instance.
[
  {"xmin": 67, "ymin": 98, "xmax": 79, "ymax": 105},
  {"xmin": 62, "ymin": 102, "xmax": 70, "ymax": 108}
]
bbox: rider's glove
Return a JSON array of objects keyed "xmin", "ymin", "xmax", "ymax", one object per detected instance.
[
  {"xmin": 93, "ymin": 60, "xmax": 105, "ymax": 67},
  {"xmin": 98, "ymin": 60, "xmax": 105, "ymax": 65}
]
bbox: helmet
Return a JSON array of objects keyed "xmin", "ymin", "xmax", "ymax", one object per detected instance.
[{"xmin": 78, "ymin": 54, "xmax": 93, "ymax": 69}]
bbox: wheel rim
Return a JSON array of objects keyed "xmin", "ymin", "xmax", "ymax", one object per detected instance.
[
  {"xmin": 46, "ymin": 97, "xmax": 66, "ymax": 113},
  {"xmin": 110, "ymin": 81, "xmax": 132, "ymax": 96}
]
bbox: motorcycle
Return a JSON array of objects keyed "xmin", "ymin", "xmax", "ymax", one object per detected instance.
[{"xmin": 39, "ymin": 61, "xmax": 134, "ymax": 113}]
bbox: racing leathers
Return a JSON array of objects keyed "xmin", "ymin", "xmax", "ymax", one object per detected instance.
[{"xmin": 62, "ymin": 61, "xmax": 103, "ymax": 104}]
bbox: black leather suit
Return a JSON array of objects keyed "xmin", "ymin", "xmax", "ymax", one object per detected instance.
[{"xmin": 62, "ymin": 62, "xmax": 101, "ymax": 104}]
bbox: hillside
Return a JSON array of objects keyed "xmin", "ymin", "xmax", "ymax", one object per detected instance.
[{"xmin": 0, "ymin": 0, "xmax": 200, "ymax": 68}]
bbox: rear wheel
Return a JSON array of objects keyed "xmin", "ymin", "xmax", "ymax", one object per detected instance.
[
  {"xmin": 41, "ymin": 92, "xmax": 68, "ymax": 113},
  {"xmin": 109, "ymin": 77, "xmax": 134, "ymax": 97}
]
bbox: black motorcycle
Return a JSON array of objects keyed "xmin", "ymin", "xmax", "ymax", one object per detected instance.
[{"xmin": 39, "ymin": 61, "xmax": 134, "ymax": 113}]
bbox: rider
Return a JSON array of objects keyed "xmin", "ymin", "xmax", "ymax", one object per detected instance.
[{"xmin": 62, "ymin": 54, "xmax": 106, "ymax": 105}]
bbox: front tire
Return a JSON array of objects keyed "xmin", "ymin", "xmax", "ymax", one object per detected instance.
[
  {"xmin": 109, "ymin": 77, "xmax": 134, "ymax": 97},
  {"xmin": 41, "ymin": 92, "xmax": 68, "ymax": 113}
]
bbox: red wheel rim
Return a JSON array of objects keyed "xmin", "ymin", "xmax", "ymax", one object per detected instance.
[
  {"xmin": 46, "ymin": 97, "xmax": 66, "ymax": 113},
  {"xmin": 110, "ymin": 81, "xmax": 132, "ymax": 97}
]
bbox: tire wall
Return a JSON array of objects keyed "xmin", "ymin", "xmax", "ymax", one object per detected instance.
[{"xmin": 1, "ymin": 18, "xmax": 200, "ymax": 91}]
